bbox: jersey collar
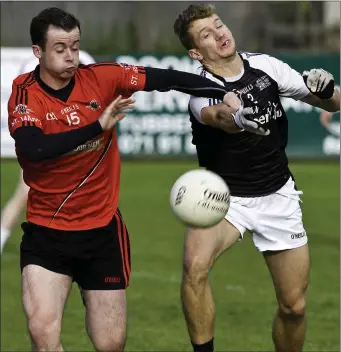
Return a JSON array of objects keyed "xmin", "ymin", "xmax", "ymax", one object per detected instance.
[
  {"xmin": 34, "ymin": 65, "xmax": 75, "ymax": 102},
  {"xmin": 202, "ymin": 52, "xmax": 250, "ymax": 84}
]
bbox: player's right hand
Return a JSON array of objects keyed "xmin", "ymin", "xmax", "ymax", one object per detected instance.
[
  {"xmin": 223, "ymin": 92, "xmax": 270, "ymax": 136},
  {"xmin": 98, "ymin": 95, "xmax": 135, "ymax": 131}
]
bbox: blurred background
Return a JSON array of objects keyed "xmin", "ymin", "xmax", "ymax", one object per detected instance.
[
  {"xmin": 1, "ymin": 1, "xmax": 340, "ymax": 158},
  {"xmin": 1, "ymin": 1, "xmax": 340, "ymax": 159},
  {"xmin": 1, "ymin": 1, "xmax": 340, "ymax": 351},
  {"xmin": 1, "ymin": 1, "xmax": 340, "ymax": 54}
]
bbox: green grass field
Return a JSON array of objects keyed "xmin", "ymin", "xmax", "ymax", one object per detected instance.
[{"xmin": 1, "ymin": 159, "xmax": 339, "ymax": 351}]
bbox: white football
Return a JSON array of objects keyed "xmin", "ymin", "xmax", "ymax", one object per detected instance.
[{"xmin": 170, "ymin": 169, "xmax": 230, "ymax": 228}]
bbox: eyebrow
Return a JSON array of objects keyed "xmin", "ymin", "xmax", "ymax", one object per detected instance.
[
  {"xmin": 53, "ymin": 40, "xmax": 80, "ymax": 47},
  {"xmin": 198, "ymin": 18, "xmax": 221, "ymax": 35}
]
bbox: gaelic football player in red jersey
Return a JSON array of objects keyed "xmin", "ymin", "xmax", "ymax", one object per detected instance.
[{"xmin": 7, "ymin": 7, "xmax": 267, "ymax": 351}]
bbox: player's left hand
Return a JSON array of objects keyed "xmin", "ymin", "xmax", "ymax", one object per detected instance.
[{"xmin": 302, "ymin": 68, "xmax": 335, "ymax": 100}]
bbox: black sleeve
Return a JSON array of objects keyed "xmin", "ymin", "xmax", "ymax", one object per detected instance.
[
  {"xmin": 143, "ymin": 67, "xmax": 228, "ymax": 100},
  {"xmin": 13, "ymin": 121, "xmax": 103, "ymax": 162}
]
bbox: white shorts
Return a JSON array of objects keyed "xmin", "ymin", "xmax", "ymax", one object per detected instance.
[{"xmin": 226, "ymin": 177, "xmax": 307, "ymax": 252}]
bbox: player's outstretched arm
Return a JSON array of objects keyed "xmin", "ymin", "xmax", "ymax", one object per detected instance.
[
  {"xmin": 262, "ymin": 56, "xmax": 340, "ymax": 113},
  {"xmin": 12, "ymin": 96, "xmax": 134, "ymax": 162},
  {"xmin": 93, "ymin": 62, "xmax": 230, "ymax": 103},
  {"xmin": 143, "ymin": 67, "xmax": 229, "ymax": 101}
]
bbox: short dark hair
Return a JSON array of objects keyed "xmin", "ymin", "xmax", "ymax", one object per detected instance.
[
  {"xmin": 30, "ymin": 7, "xmax": 81, "ymax": 50},
  {"xmin": 174, "ymin": 4, "xmax": 216, "ymax": 50}
]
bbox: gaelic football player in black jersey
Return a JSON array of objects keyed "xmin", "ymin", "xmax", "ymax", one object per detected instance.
[{"xmin": 174, "ymin": 4, "xmax": 340, "ymax": 352}]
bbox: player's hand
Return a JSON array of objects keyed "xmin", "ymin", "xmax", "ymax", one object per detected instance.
[
  {"xmin": 320, "ymin": 110, "xmax": 334, "ymax": 128},
  {"xmin": 302, "ymin": 68, "xmax": 335, "ymax": 100},
  {"xmin": 223, "ymin": 91, "xmax": 242, "ymax": 111},
  {"xmin": 223, "ymin": 92, "xmax": 270, "ymax": 136},
  {"xmin": 98, "ymin": 95, "xmax": 135, "ymax": 131}
]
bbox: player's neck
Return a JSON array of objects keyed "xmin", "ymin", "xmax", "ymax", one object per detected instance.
[
  {"xmin": 203, "ymin": 53, "xmax": 243, "ymax": 78},
  {"xmin": 39, "ymin": 67, "xmax": 72, "ymax": 91}
]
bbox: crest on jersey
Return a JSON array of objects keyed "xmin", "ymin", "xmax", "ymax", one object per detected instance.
[
  {"xmin": 255, "ymin": 75, "xmax": 271, "ymax": 91},
  {"xmin": 13, "ymin": 104, "xmax": 33, "ymax": 115},
  {"xmin": 86, "ymin": 99, "xmax": 101, "ymax": 111}
]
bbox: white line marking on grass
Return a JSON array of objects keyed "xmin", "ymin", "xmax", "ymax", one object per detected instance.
[
  {"xmin": 225, "ymin": 284, "xmax": 246, "ymax": 295},
  {"xmin": 132, "ymin": 270, "xmax": 181, "ymax": 283},
  {"xmin": 132, "ymin": 271, "xmax": 247, "ymax": 296}
]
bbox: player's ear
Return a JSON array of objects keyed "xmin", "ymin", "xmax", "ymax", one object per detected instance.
[
  {"xmin": 189, "ymin": 49, "xmax": 203, "ymax": 61},
  {"xmin": 32, "ymin": 45, "xmax": 42, "ymax": 59}
]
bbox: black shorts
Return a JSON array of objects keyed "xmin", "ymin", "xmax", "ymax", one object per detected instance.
[{"xmin": 20, "ymin": 209, "xmax": 131, "ymax": 290}]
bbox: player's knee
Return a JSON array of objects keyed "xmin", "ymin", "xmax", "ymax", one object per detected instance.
[
  {"xmin": 28, "ymin": 313, "xmax": 60, "ymax": 344},
  {"xmin": 183, "ymin": 255, "xmax": 211, "ymax": 284},
  {"xmin": 278, "ymin": 295, "xmax": 306, "ymax": 319},
  {"xmin": 92, "ymin": 333, "xmax": 126, "ymax": 352}
]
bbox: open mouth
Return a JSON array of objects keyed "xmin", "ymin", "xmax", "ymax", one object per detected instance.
[{"xmin": 221, "ymin": 39, "xmax": 231, "ymax": 48}]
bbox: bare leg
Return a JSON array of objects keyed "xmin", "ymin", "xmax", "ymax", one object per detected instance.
[
  {"xmin": 1, "ymin": 171, "xmax": 29, "ymax": 252},
  {"xmin": 22, "ymin": 265, "xmax": 72, "ymax": 351},
  {"xmin": 181, "ymin": 219, "xmax": 240, "ymax": 345},
  {"xmin": 264, "ymin": 244, "xmax": 310, "ymax": 352},
  {"xmin": 83, "ymin": 289, "xmax": 127, "ymax": 352}
]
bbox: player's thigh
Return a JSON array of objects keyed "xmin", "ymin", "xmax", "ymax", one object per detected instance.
[
  {"xmin": 184, "ymin": 219, "xmax": 240, "ymax": 271},
  {"xmin": 10, "ymin": 169, "xmax": 29, "ymax": 203},
  {"xmin": 16, "ymin": 168, "xmax": 27, "ymax": 190},
  {"xmin": 263, "ymin": 244, "xmax": 310, "ymax": 310},
  {"xmin": 22, "ymin": 264, "xmax": 72, "ymax": 322},
  {"xmin": 18, "ymin": 169, "xmax": 29, "ymax": 194},
  {"xmin": 252, "ymin": 177, "xmax": 307, "ymax": 252},
  {"xmin": 75, "ymin": 213, "xmax": 129, "ymax": 342},
  {"xmin": 20, "ymin": 222, "xmax": 75, "ymax": 279},
  {"xmin": 82, "ymin": 289, "xmax": 126, "ymax": 339},
  {"xmin": 73, "ymin": 210, "xmax": 131, "ymax": 291}
]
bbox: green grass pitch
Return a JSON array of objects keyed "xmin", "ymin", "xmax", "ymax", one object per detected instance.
[{"xmin": 1, "ymin": 159, "xmax": 339, "ymax": 351}]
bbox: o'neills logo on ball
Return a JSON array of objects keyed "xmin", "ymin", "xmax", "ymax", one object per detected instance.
[
  {"xmin": 204, "ymin": 189, "xmax": 229, "ymax": 202},
  {"xmin": 175, "ymin": 186, "xmax": 186, "ymax": 206}
]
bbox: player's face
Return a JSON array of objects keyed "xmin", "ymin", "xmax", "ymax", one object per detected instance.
[
  {"xmin": 33, "ymin": 26, "xmax": 80, "ymax": 80},
  {"xmin": 188, "ymin": 15, "xmax": 236, "ymax": 62}
]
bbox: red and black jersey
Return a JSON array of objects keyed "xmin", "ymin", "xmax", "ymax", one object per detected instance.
[{"xmin": 8, "ymin": 63, "xmax": 146, "ymax": 231}]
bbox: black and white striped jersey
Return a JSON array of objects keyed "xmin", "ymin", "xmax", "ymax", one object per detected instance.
[{"xmin": 189, "ymin": 52, "xmax": 310, "ymax": 197}]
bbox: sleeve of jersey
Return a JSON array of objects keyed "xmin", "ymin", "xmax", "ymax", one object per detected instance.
[
  {"xmin": 143, "ymin": 67, "xmax": 228, "ymax": 100},
  {"xmin": 189, "ymin": 96, "xmax": 218, "ymax": 125},
  {"xmin": 117, "ymin": 64, "xmax": 147, "ymax": 96},
  {"xmin": 89, "ymin": 63, "xmax": 146, "ymax": 100},
  {"xmin": 92, "ymin": 64, "xmax": 228, "ymax": 100},
  {"xmin": 8, "ymin": 82, "xmax": 44, "ymax": 136},
  {"xmin": 267, "ymin": 56, "xmax": 310, "ymax": 100}
]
